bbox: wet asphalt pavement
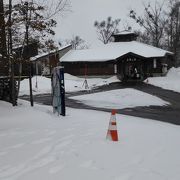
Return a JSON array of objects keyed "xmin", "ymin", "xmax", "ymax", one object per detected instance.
[{"xmin": 20, "ymin": 82, "xmax": 180, "ymax": 125}]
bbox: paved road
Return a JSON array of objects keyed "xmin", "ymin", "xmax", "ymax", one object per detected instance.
[{"xmin": 21, "ymin": 82, "xmax": 180, "ymax": 125}]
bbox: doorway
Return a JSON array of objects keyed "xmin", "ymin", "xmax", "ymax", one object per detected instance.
[{"xmin": 124, "ymin": 59, "xmax": 143, "ymax": 81}]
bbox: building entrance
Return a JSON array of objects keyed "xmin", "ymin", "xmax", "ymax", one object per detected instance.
[{"xmin": 124, "ymin": 58, "xmax": 144, "ymax": 81}]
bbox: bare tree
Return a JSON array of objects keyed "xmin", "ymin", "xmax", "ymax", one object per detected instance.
[
  {"xmin": 0, "ymin": 0, "xmax": 15, "ymax": 104},
  {"xmin": 71, "ymin": 35, "xmax": 86, "ymax": 50},
  {"xmin": 0, "ymin": 0, "xmax": 7, "ymax": 59},
  {"xmin": 40, "ymin": 0, "xmax": 71, "ymax": 19},
  {"xmin": 64, "ymin": 35, "xmax": 89, "ymax": 50},
  {"xmin": 134, "ymin": 30, "xmax": 152, "ymax": 44},
  {"xmin": 1, "ymin": 0, "xmax": 70, "ymax": 105},
  {"xmin": 129, "ymin": 1, "xmax": 166, "ymax": 48},
  {"xmin": 94, "ymin": 16, "xmax": 120, "ymax": 44},
  {"xmin": 165, "ymin": 0, "xmax": 180, "ymax": 66},
  {"xmin": 3, "ymin": 0, "xmax": 71, "ymax": 51}
]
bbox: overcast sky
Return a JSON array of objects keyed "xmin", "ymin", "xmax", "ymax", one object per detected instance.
[
  {"xmin": 7, "ymin": 0, "xmax": 165, "ymax": 47},
  {"xmin": 54, "ymin": 0, "xmax": 165, "ymax": 47}
]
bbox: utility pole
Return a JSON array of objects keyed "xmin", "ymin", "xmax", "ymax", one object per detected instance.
[{"xmin": 25, "ymin": 1, "xmax": 33, "ymax": 106}]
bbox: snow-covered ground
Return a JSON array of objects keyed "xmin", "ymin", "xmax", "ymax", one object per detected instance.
[
  {"xmin": 19, "ymin": 74, "xmax": 120, "ymax": 95},
  {"xmin": 2, "ymin": 68, "xmax": 180, "ymax": 179},
  {"xmin": 19, "ymin": 76, "xmax": 51, "ymax": 96},
  {"xmin": 0, "ymin": 100, "xmax": 180, "ymax": 180},
  {"xmin": 70, "ymin": 89, "xmax": 169, "ymax": 109},
  {"xmin": 19, "ymin": 67, "xmax": 180, "ymax": 96},
  {"xmin": 147, "ymin": 67, "xmax": 180, "ymax": 93}
]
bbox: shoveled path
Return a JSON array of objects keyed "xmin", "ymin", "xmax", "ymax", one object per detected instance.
[{"xmin": 20, "ymin": 82, "xmax": 180, "ymax": 125}]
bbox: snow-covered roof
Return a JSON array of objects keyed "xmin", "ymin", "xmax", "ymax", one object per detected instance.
[
  {"xmin": 113, "ymin": 30, "xmax": 135, "ymax": 35},
  {"xmin": 30, "ymin": 44, "xmax": 71, "ymax": 62},
  {"xmin": 60, "ymin": 41, "xmax": 173, "ymax": 63}
]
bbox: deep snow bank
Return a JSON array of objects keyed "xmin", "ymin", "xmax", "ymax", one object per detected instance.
[
  {"xmin": 19, "ymin": 74, "xmax": 120, "ymax": 95},
  {"xmin": 146, "ymin": 67, "xmax": 180, "ymax": 93}
]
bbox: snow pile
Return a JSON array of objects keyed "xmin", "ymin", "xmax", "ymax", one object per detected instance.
[
  {"xmin": 64, "ymin": 73, "xmax": 80, "ymax": 80},
  {"xmin": 65, "ymin": 74, "xmax": 120, "ymax": 92},
  {"xmin": 167, "ymin": 67, "xmax": 180, "ymax": 77},
  {"xmin": 147, "ymin": 67, "xmax": 180, "ymax": 93},
  {"xmin": 64, "ymin": 75, "xmax": 119, "ymax": 92},
  {"xmin": 19, "ymin": 76, "xmax": 51, "ymax": 96},
  {"xmin": 19, "ymin": 75, "xmax": 120, "ymax": 95},
  {"xmin": 70, "ymin": 88, "xmax": 169, "ymax": 109},
  {"xmin": 0, "ymin": 100, "xmax": 180, "ymax": 180}
]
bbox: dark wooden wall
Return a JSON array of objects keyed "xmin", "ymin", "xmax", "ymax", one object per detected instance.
[
  {"xmin": 61, "ymin": 53, "xmax": 174, "ymax": 81},
  {"xmin": 62, "ymin": 61, "xmax": 115, "ymax": 76},
  {"xmin": 13, "ymin": 43, "xmax": 38, "ymax": 60},
  {"xmin": 32, "ymin": 45, "xmax": 72, "ymax": 75},
  {"xmin": 0, "ymin": 57, "xmax": 9, "ymax": 76},
  {"xmin": 13, "ymin": 43, "xmax": 38, "ymax": 76},
  {"xmin": 112, "ymin": 33, "xmax": 137, "ymax": 42},
  {"xmin": 176, "ymin": 42, "xmax": 180, "ymax": 67}
]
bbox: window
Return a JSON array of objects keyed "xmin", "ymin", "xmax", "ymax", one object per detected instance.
[
  {"xmin": 153, "ymin": 59, "xmax": 157, "ymax": 68},
  {"xmin": 114, "ymin": 64, "xmax": 117, "ymax": 74}
]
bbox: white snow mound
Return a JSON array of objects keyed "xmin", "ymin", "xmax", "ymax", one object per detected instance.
[{"xmin": 146, "ymin": 67, "xmax": 180, "ymax": 93}]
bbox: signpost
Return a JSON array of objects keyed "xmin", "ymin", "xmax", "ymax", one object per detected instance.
[{"xmin": 52, "ymin": 66, "xmax": 65, "ymax": 116}]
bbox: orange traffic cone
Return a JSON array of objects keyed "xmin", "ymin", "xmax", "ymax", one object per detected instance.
[{"xmin": 106, "ymin": 110, "xmax": 118, "ymax": 141}]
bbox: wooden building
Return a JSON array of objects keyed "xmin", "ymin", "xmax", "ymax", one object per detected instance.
[
  {"xmin": 111, "ymin": 31, "xmax": 138, "ymax": 42},
  {"xmin": 13, "ymin": 42, "xmax": 38, "ymax": 76},
  {"xmin": 60, "ymin": 31, "xmax": 174, "ymax": 81},
  {"xmin": 30, "ymin": 45, "xmax": 72, "ymax": 76},
  {"xmin": 177, "ymin": 39, "xmax": 180, "ymax": 67}
]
